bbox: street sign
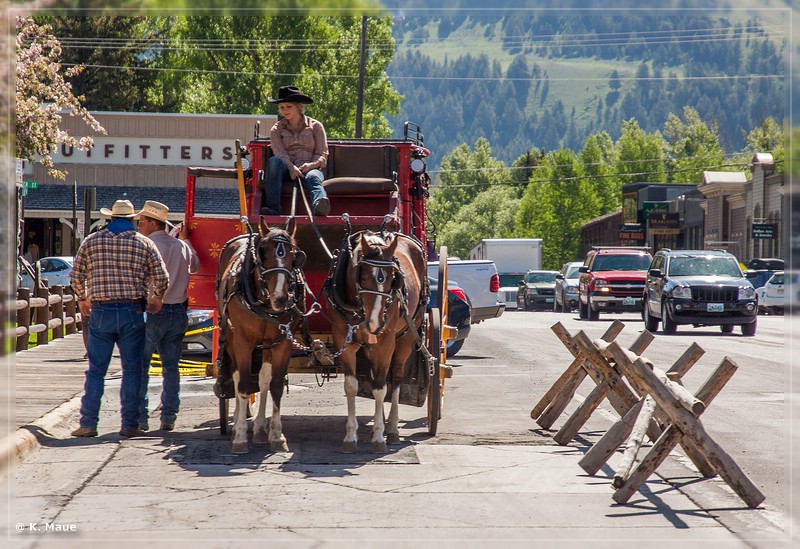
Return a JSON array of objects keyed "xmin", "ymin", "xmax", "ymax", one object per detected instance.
[
  {"xmin": 23, "ymin": 180, "xmax": 38, "ymax": 189},
  {"xmin": 15, "ymin": 158, "xmax": 23, "ymax": 187}
]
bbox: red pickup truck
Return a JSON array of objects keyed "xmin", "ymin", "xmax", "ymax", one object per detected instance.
[{"xmin": 577, "ymin": 247, "xmax": 652, "ymax": 321}]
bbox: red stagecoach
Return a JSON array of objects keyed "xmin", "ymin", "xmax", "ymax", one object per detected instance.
[{"xmin": 183, "ymin": 122, "xmax": 451, "ymax": 436}]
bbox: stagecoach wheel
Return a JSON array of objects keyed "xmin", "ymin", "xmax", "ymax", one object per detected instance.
[
  {"xmin": 426, "ymin": 308, "xmax": 442, "ymax": 436},
  {"xmin": 219, "ymin": 397, "xmax": 229, "ymax": 435}
]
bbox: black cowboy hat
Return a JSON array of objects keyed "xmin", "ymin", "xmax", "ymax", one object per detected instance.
[{"xmin": 268, "ymin": 85, "xmax": 313, "ymax": 104}]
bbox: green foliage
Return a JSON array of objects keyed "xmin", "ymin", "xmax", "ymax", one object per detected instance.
[
  {"xmin": 516, "ymin": 149, "xmax": 599, "ymax": 269},
  {"xmin": 139, "ymin": 15, "xmax": 400, "ymax": 138},
  {"xmin": 36, "ymin": 16, "xmax": 159, "ymax": 112},
  {"xmin": 438, "ymin": 186, "xmax": 520, "ymax": 259},
  {"xmin": 579, "ymin": 132, "xmax": 619, "ymax": 214},
  {"xmin": 428, "ymin": 138, "xmax": 511, "ymax": 229},
  {"xmin": 615, "ymin": 118, "xmax": 666, "ymax": 185},
  {"xmin": 663, "ymin": 106, "xmax": 725, "ymax": 183},
  {"xmin": 744, "ymin": 116, "xmax": 785, "ymax": 173}
]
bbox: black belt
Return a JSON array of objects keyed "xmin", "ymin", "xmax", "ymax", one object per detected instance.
[{"xmin": 92, "ymin": 298, "xmax": 145, "ymax": 305}]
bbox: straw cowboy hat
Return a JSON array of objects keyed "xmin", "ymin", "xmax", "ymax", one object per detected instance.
[
  {"xmin": 99, "ymin": 199, "xmax": 137, "ymax": 218},
  {"xmin": 268, "ymin": 85, "xmax": 313, "ymax": 104},
  {"xmin": 137, "ymin": 200, "xmax": 174, "ymax": 227}
]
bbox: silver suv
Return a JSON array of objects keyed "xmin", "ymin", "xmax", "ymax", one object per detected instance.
[{"xmin": 643, "ymin": 249, "xmax": 758, "ymax": 335}]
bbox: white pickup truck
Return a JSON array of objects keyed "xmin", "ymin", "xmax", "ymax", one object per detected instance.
[{"xmin": 427, "ymin": 259, "xmax": 504, "ymax": 324}]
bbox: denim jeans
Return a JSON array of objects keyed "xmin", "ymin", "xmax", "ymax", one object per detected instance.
[
  {"xmin": 138, "ymin": 303, "xmax": 189, "ymax": 426},
  {"xmin": 80, "ymin": 302, "xmax": 146, "ymax": 430},
  {"xmin": 264, "ymin": 155, "xmax": 326, "ymax": 214}
]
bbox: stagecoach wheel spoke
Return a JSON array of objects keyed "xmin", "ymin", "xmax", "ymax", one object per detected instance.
[
  {"xmin": 219, "ymin": 397, "xmax": 229, "ymax": 435},
  {"xmin": 427, "ymin": 308, "xmax": 442, "ymax": 436},
  {"xmin": 437, "ymin": 247, "xmax": 448, "ymax": 423}
]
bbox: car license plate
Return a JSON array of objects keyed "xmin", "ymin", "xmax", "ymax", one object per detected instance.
[
  {"xmin": 623, "ymin": 297, "xmax": 635, "ymax": 306},
  {"xmin": 707, "ymin": 303, "xmax": 724, "ymax": 312},
  {"xmin": 545, "ymin": 298, "xmax": 553, "ymax": 303}
]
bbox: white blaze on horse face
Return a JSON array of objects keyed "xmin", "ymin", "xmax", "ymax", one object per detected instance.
[{"xmin": 365, "ymin": 265, "xmax": 389, "ymax": 333}]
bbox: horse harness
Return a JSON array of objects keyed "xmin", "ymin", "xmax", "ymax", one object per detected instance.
[
  {"xmin": 221, "ymin": 230, "xmax": 307, "ymax": 350},
  {"xmin": 324, "ymin": 228, "xmax": 429, "ymax": 357}
]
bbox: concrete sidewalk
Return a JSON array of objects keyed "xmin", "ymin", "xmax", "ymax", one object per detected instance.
[{"xmin": 2, "ymin": 334, "xmax": 120, "ymax": 472}]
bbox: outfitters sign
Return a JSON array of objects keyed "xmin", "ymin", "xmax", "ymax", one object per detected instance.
[{"xmin": 48, "ymin": 138, "xmax": 238, "ymax": 167}]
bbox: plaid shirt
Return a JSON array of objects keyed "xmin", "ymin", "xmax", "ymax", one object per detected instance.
[{"xmin": 70, "ymin": 226, "xmax": 169, "ymax": 302}]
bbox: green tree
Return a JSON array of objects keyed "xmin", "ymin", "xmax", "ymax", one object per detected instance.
[
  {"xmin": 615, "ymin": 118, "xmax": 666, "ymax": 185},
  {"xmin": 15, "ymin": 16, "xmax": 104, "ymax": 179},
  {"xmin": 438, "ymin": 186, "xmax": 520, "ymax": 259},
  {"xmin": 428, "ymin": 138, "xmax": 511, "ymax": 231},
  {"xmin": 663, "ymin": 106, "xmax": 725, "ymax": 183},
  {"xmin": 579, "ymin": 131, "xmax": 619, "ymax": 214},
  {"xmin": 143, "ymin": 15, "xmax": 400, "ymax": 138},
  {"xmin": 744, "ymin": 116, "xmax": 785, "ymax": 173},
  {"xmin": 36, "ymin": 16, "xmax": 159, "ymax": 112},
  {"xmin": 516, "ymin": 149, "xmax": 599, "ymax": 269}
]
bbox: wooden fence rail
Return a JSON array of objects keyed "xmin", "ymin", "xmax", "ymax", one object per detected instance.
[{"xmin": 10, "ymin": 284, "xmax": 82, "ymax": 352}]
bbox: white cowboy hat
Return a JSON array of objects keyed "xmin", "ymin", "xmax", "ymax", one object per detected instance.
[
  {"xmin": 99, "ymin": 199, "xmax": 137, "ymax": 218},
  {"xmin": 137, "ymin": 200, "xmax": 174, "ymax": 227}
]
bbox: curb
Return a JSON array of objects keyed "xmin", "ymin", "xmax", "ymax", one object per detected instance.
[{"xmin": 0, "ymin": 393, "xmax": 82, "ymax": 475}]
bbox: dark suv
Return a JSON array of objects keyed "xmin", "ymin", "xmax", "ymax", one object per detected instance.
[{"xmin": 643, "ymin": 249, "xmax": 758, "ymax": 336}]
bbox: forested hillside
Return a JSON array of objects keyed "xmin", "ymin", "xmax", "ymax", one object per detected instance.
[{"xmin": 385, "ymin": 14, "xmax": 785, "ymax": 167}]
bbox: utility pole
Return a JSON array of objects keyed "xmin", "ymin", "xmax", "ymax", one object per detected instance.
[{"xmin": 355, "ymin": 15, "xmax": 368, "ymax": 138}]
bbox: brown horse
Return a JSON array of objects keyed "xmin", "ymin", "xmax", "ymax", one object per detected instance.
[
  {"xmin": 326, "ymin": 230, "xmax": 427, "ymax": 453},
  {"xmin": 216, "ymin": 218, "xmax": 306, "ymax": 454}
]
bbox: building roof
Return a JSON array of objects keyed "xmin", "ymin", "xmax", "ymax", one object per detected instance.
[
  {"xmin": 22, "ymin": 184, "xmax": 240, "ymax": 215},
  {"xmin": 702, "ymin": 171, "xmax": 747, "ymax": 185}
]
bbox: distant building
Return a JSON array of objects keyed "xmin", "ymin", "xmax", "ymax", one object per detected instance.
[
  {"xmin": 579, "ymin": 153, "xmax": 784, "ymax": 264},
  {"xmin": 20, "ymin": 111, "xmax": 275, "ymax": 257}
]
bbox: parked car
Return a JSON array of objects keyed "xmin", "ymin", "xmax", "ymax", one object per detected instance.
[
  {"xmin": 643, "ymin": 249, "xmax": 758, "ymax": 336},
  {"xmin": 746, "ymin": 257, "xmax": 784, "ymax": 291},
  {"xmin": 554, "ymin": 261, "xmax": 582, "ymax": 313},
  {"xmin": 516, "ymin": 270, "xmax": 558, "ymax": 311},
  {"xmin": 428, "ymin": 277, "xmax": 472, "ymax": 358},
  {"xmin": 181, "ymin": 309, "xmax": 215, "ymax": 359},
  {"xmin": 756, "ymin": 270, "xmax": 784, "ymax": 315},
  {"xmin": 19, "ymin": 256, "xmax": 74, "ymax": 290},
  {"xmin": 499, "ymin": 273, "xmax": 525, "ymax": 311}
]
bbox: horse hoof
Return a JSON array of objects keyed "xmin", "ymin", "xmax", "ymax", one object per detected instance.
[
  {"xmin": 341, "ymin": 441, "xmax": 358, "ymax": 454},
  {"xmin": 371, "ymin": 441, "xmax": 388, "ymax": 454},
  {"xmin": 231, "ymin": 442, "xmax": 249, "ymax": 454},
  {"xmin": 386, "ymin": 432, "xmax": 401, "ymax": 445},
  {"xmin": 252, "ymin": 430, "xmax": 269, "ymax": 445},
  {"xmin": 271, "ymin": 439, "xmax": 289, "ymax": 453}
]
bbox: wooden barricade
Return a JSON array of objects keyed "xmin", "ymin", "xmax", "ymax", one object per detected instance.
[
  {"xmin": 577, "ymin": 339, "xmax": 765, "ymax": 508},
  {"xmin": 530, "ymin": 320, "xmax": 656, "ymax": 445}
]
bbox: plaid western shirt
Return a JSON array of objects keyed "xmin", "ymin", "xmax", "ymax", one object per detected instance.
[{"xmin": 70, "ymin": 226, "xmax": 169, "ymax": 303}]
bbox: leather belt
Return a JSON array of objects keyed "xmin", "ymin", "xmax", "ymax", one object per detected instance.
[{"xmin": 92, "ymin": 298, "xmax": 145, "ymax": 305}]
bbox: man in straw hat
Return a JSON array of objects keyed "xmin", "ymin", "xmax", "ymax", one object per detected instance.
[
  {"xmin": 261, "ymin": 85, "xmax": 330, "ymax": 217},
  {"xmin": 135, "ymin": 200, "xmax": 199, "ymax": 432},
  {"xmin": 69, "ymin": 199, "xmax": 169, "ymax": 439}
]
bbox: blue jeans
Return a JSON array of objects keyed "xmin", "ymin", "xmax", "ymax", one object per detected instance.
[
  {"xmin": 138, "ymin": 303, "xmax": 189, "ymax": 426},
  {"xmin": 80, "ymin": 302, "xmax": 146, "ymax": 430},
  {"xmin": 264, "ymin": 155, "xmax": 326, "ymax": 214}
]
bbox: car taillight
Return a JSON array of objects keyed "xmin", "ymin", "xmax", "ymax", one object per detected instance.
[
  {"xmin": 450, "ymin": 287, "xmax": 468, "ymax": 302},
  {"xmin": 490, "ymin": 274, "xmax": 500, "ymax": 293}
]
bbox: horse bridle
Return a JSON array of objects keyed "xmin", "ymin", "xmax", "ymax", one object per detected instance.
[
  {"xmin": 354, "ymin": 249, "xmax": 405, "ymax": 336},
  {"xmin": 250, "ymin": 232, "xmax": 301, "ymax": 310}
]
